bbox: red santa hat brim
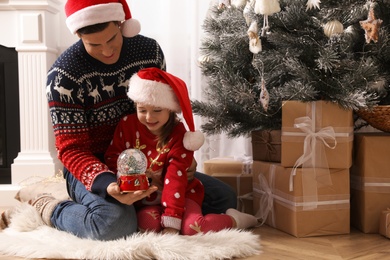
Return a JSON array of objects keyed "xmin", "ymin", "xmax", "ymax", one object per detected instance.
[
  {"xmin": 65, "ymin": 0, "xmax": 140, "ymax": 37},
  {"xmin": 128, "ymin": 73, "xmax": 181, "ymax": 113}
]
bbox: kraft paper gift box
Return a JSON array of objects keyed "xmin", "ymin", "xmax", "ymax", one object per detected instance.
[
  {"xmin": 213, "ymin": 173, "xmax": 253, "ymax": 215},
  {"xmin": 379, "ymin": 209, "xmax": 390, "ymax": 239},
  {"xmin": 252, "ymin": 161, "xmax": 350, "ymax": 238},
  {"xmin": 203, "ymin": 157, "xmax": 252, "ymax": 175},
  {"xmin": 350, "ymin": 133, "xmax": 390, "ymax": 233},
  {"xmin": 251, "ymin": 130, "xmax": 281, "ymax": 163},
  {"xmin": 281, "ymin": 100, "xmax": 353, "ymax": 169}
]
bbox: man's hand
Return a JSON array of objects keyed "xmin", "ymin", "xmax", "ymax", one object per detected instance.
[
  {"xmin": 107, "ymin": 182, "xmax": 158, "ymax": 205},
  {"xmin": 145, "ymin": 169, "xmax": 163, "ymax": 191}
]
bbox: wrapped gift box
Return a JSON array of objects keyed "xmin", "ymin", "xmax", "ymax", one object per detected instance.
[
  {"xmin": 251, "ymin": 130, "xmax": 281, "ymax": 163},
  {"xmin": 379, "ymin": 209, "xmax": 390, "ymax": 239},
  {"xmin": 212, "ymin": 173, "xmax": 253, "ymax": 215},
  {"xmin": 281, "ymin": 100, "xmax": 353, "ymax": 169},
  {"xmin": 350, "ymin": 133, "xmax": 390, "ymax": 233},
  {"xmin": 203, "ymin": 157, "xmax": 252, "ymax": 175},
  {"xmin": 252, "ymin": 161, "xmax": 350, "ymax": 237}
]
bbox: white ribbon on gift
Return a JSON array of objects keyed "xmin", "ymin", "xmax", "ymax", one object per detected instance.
[
  {"xmin": 254, "ymin": 164, "xmax": 350, "ymax": 227},
  {"xmin": 237, "ymin": 192, "xmax": 253, "ymax": 213},
  {"xmin": 236, "ymin": 173, "xmax": 253, "ymax": 213},
  {"xmin": 291, "ymin": 116, "xmax": 337, "ymax": 171},
  {"xmin": 351, "ymin": 175, "xmax": 390, "ymax": 193},
  {"xmin": 285, "ymin": 105, "xmax": 338, "ymax": 210},
  {"xmin": 254, "ymin": 164, "xmax": 276, "ymax": 226}
]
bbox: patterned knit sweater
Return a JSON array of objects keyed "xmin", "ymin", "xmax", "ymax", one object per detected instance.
[
  {"xmin": 105, "ymin": 114, "xmax": 205, "ymax": 230},
  {"xmin": 46, "ymin": 35, "xmax": 165, "ymax": 197}
]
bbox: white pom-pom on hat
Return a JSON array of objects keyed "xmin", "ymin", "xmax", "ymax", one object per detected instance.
[
  {"xmin": 183, "ymin": 131, "xmax": 205, "ymax": 151},
  {"xmin": 65, "ymin": 0, "xmax": 140, "ymax": 37},
  {"xmin": 128, "ymin": 68, "xmax": 205, "ymax": 151}
]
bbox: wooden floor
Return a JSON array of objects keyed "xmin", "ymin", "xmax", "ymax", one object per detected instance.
[
  {"xmin": 244, "ymin": 225, "xmax": 390, "ymax": 260},
  {"xmin": 1, "ymin": 205, "xmax": 390, "ymax": 259}
]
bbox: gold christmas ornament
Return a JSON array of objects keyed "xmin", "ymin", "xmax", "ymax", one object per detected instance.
[
  {"xmin": 323, "ymin": 20, "xmax": 344, "ymax": 38},
  {"xmin": 359, "ymin": 2, "xmax": 383, "ymax": 44}
]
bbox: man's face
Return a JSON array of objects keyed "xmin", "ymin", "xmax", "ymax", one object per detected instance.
[{"xmin": 79, "ymin": 22, "xmax": 123, "ymax": 65}]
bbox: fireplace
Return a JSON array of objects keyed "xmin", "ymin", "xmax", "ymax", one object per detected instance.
[
  {"xmin": 0, "ymin": 0, "xmax": 64, "ymax": 206},
  {"xmin": 0, "ymin": 46, "xmax": 19, "ymax": 184}
]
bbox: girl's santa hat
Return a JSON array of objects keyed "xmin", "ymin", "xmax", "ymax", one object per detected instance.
[
  {"xmin": 65, "ymin": 0, "xmax": 140, "ymax": 37},
  {"xmin": 128, "ymin": 68, "xmax": 205, "ymax": 151}
]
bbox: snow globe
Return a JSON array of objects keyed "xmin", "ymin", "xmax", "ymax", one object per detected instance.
[{"xmin": 117, "ymin": 149, "xmax": 149, "ymax": 192}]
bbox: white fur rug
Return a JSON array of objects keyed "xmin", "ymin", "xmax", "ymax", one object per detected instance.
[{"xmin": 0, "ymin": 204, "xmax": 261, "ymax": 260}]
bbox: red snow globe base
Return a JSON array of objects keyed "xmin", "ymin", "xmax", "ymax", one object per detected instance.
[
  {"xmin": 118, "ymin": 174, "xmax": 149, "ymax": 192},
  {"xmin": 116, "ymin": 149, "xmax": 149, "ymax": 193}
]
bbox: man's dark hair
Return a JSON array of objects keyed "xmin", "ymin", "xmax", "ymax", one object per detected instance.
[{"xmin": 77, "ymin": 22, "xmax": 115, "ymax": 35}]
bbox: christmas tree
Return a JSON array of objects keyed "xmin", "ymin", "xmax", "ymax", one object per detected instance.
[{"xmin": 192, "ymin": 0, "xmax": 390, "ymax": 137}]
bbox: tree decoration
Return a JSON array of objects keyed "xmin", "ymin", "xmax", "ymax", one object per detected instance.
[
  {"xmin": 323, "ymin": 20, "xmax": 344, "ymax": 38},
  {"xmin": 259, "ymin": 78, "xmax": 269, "ymax": 111},
  {"xmin": 306, "ymin": 0, "xmax": 321, "ymax": 11},
  {"xmin": 197, "ymin": 54, "xmax": 210, "ymax": 66},
  {"xmin": 243, "ymin": 1, "xmax": 253, "ymax": 26},
  {"xmin": 218, "ymin": 0, "xmax": 231, "ymax": 10},
  {"xmin": 247, "ymin": 21, "xmax": 262, "ymax": 54},
  {"xmin": 254, "ymin": 0, "xmax": 281, "ymax": 36},
  {"xmin": 359, "ymin": 1, "xmax": 383, "ymax": 44},
  {"xmin": 231, "ymin": 0, "xmax": 247, "ymax": 8}
]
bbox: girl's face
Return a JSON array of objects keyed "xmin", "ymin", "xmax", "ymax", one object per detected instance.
[
  {"xmin": 79, "ymin": 22, "xmax": 123, "ymax": 65},
  {"xmin": 136, "ymin": 104, "xmax": 171, "ymax": 135}
]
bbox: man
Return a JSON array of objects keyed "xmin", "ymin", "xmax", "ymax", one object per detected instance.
[{"xmin": 17, "ymin": 0, "xmax": 236, "ymax": 241}]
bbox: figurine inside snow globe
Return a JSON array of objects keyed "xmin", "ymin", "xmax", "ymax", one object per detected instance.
[{"xmin": 117, "ymin": 148, "xmax": 149, "ymax": 192}]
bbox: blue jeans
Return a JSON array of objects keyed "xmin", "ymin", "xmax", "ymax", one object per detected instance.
[
  {"xmin": 51, "ymin": 169, "xmax": 138, "ymax": 241},
  {"xmin": 194, "ymin": 172, "xmax": 237, "ymax": 215},
  {"xmin": 51, "ymin": 169, "xmax": 237, "ymax": 240}
]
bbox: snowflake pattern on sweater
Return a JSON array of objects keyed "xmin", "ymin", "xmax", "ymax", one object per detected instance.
[
  {"xmin": 105, "ymin": 114, "xmax": 205, "ymax": 230},
  {"xmin": 46, "ymin": 35, "xmax": 165, "ymax": 194}
]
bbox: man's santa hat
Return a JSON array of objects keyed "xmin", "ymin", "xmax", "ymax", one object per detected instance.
[
  {"xmin": 65, "ymin": 0, "xmax": 140, "ymax": 37},
  {"xmin": 128, "ymin": 68, "xmax": 205, "ymax": 151}
]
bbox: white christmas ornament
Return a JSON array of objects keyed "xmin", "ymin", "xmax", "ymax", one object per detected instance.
[
  {"xmin": 243, "ymin": 1, "xmax": 252, "ymax": 26},
  {"xmin": 247, "ymin": 21, "xmax": 262, "ymax": 54},
  {"xmin": 254, "ymin": 0, "xmax": 281, "ymax": 36},
  {"xmin": 254, "ymin": 0, "xmax": 281, "ymax": 15},
  {"xmin": 231, "ymin": 0, "xmax": 247, "ymax": 8},
  {"xmin": 323, "ymin": 20, "xmax": 344, "ymax": 38},
  {"xmin": 306, "ymin": 0, "xmax": 321, "ymax": 11},
  {"xmin": 259, "ymin": 78, "xmax": 269, "ymax": 111},
  {"xmin": 197, "ymin": 55, "xmax": 210, "ymax": 66}
]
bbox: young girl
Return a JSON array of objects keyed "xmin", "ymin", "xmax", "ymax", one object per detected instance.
[{"xmin": 105, "ymin": 68, "xmax": 257, "ymax": 235}]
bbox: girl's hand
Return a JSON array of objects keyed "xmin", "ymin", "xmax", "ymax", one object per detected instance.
[{"xmin": 107, "ymin": 182, "xmax": 158, "ymax": 205}]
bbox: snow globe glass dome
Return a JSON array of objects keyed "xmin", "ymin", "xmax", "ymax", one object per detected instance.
[{"xmin": 117, "ymin": 149, "xmax": 149, "ymax": 192}]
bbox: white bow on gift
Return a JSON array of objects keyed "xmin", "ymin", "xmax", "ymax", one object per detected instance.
[
  {"xmin": 289, "ymin": 116, "xmax": 336, "ymax": 210},
  {"xmin": 254, "ymin": 165, "xmax": 276, "ymax": 226}
]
